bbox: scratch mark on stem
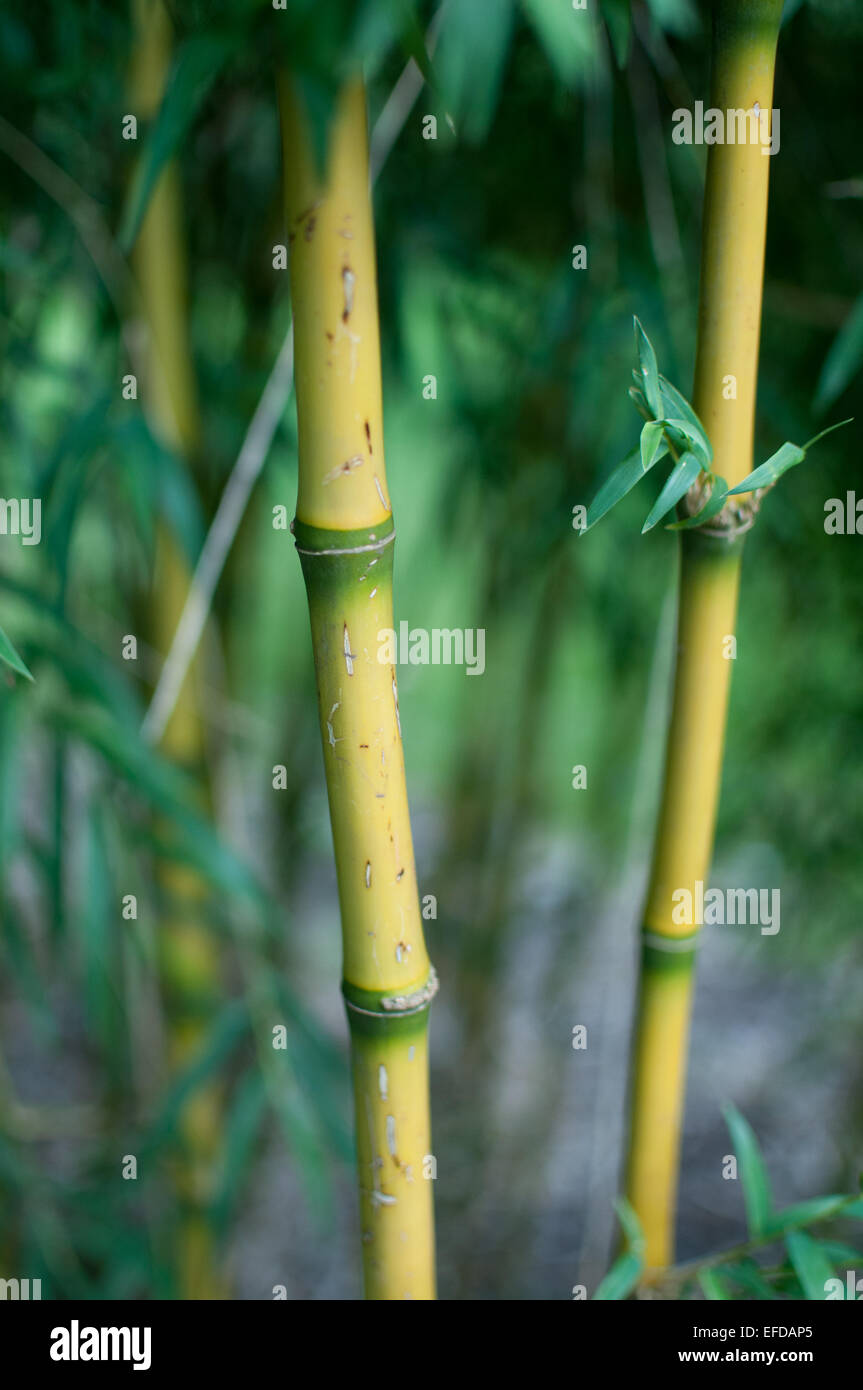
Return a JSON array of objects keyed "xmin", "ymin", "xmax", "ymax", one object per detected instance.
[
  {"xmin": 373, "ymin": 475, "xmax": 390, "ymax": 512},
  {"xmin": 392, "ymin": 671, "xmax": 401, "ymax": 738},
  {"xmin": 323, "ymin": 455, "xmax": 363, "ymax": 485}
]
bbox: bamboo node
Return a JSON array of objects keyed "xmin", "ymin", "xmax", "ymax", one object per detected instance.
[
  {"xmin": 641, "ymin": 930, "xmax": 699, "ymax": 954},
  {"xmin": 343, "ymin": 967, "xmax": 439, "ymax": 1019},
  {"xmin": 684, "ymin": 478, "xmax": 767, "ymax": 540},
  {"xmin": 292, "ymin": 522, "xmax": 396, "ymax": 558}
]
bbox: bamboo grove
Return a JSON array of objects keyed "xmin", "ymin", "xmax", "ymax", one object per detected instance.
[{"xmin": 1, "ymin": 0, "xmax": 862, "ymax": 1305}]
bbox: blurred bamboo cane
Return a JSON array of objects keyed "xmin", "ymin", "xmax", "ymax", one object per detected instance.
[{"xmin": 129, "ymin": 0, "xmax": 223, "ymax": 1300}]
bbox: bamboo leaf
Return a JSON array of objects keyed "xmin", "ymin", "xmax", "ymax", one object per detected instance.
[
  {"xmin": 802, "ymin": 417, "xmax": 854, "ymax": 452},
  {"xmin": 640, "ymin": 418, "xmax": 667, "ymax": 470},
  {"xmin": 593, "ymin": 1199, "xmax": 645, "ymax": 1300},
  {"xmin": 48, "ymin": 706, "xmax": 264, "ymax": 904},
  {"xmin": 662, "ymin": 421, "xmax": 711, "ymax": 469},
  {"xmin": 765, "ymin": 1195, "xmax": 847, "ymax": 1235},
  {"xmin": 786, "ymin": 1231, "xmax": 836, "ymax": 1301},
  {"xmin": 724, "ymin": 1105, "xmax": 773, "ymax": 1238},
  {"xmin": 725, "ymin": 442, "xmax": 806, "ymax": 496},
  {"xmin": 720, "ymin": 1258, "xmax": 776, "ymax": 1300},
  {"xmin": 666, "ymin": 474, "xmax": 729, "ymax": 530},
  {"xmin": 634, "ymin": 317, "xmax": 662, "ymax": 417},
  {"xmin": 141, "ymin": 1003, "xmax": 250, "ymax": 1156},
  {"xmin": 642, "ymin": 451, "xmax": 702, "ymax": 532},
  {"xmin": 814, "ymin": 291, "xmax": 863, "ymax": 412},
  {"xmin": 698, "ymin": 1268, "xmax": 731, "ymax": 1299},
  {"xmin": 646, "ymin": 0, "xmax": 699, "ymax": 37},
  {"xmin": 615, "ymin": 1196, "xmax": 646, "ymax": 1253},
  {"xmin": 211, "ymin": 1070, "xmax": 268, "ymax": 1237},
  {"xmin": 819, "ymin": 1241, "xmax": 863, "ymax": 1264},
  {"xmin": 593, "ymin": 1251, "xmax": 642, "ymax": 1301},
  {"xmin": 727, "ymin": 420, "xmax": 851, "ymax": 496},
  {"xmin": 0, "ymin": 623, "xmax": 33, "ymax": 681},
  {"xmin": 522, "ymin": 0, "xmax": 596, "ymax": 86},
  {"xmin": 434, "ymin": 0, "xmax": 516, "ymax": 142},
  {"xmin": 118, "ymin": 33, "xmax": 235, "ymax": 252},
  {"xmin": 600, "ymin": 0, "xmax": 632, "ymax": 68},
  {"xmin": 80, "ymin": 803, "xmax": 124, "ymax": 1068},
  {"xmin": 659, "ymin": 375, "xmax": 713, "ymax": 463},
  {"xmin": 584, "ymin": 446, "xmax": 656, "ymax": 532},
  {"xmin": 390, "ymin": 0, "xmax": 443, "ymax": 100}
]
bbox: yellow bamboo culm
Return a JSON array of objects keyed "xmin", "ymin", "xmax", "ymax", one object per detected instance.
[
  {"xmin": 130, "ymin": 0, "xmax": 223, "ymax": 1300},
  {"xmin": 280, "ymin": 78, "xmax": 437, "ymax": 1300},
  {"xmin": 625, "ymin": 0, "xmax": 784, "ymax": 1274}
]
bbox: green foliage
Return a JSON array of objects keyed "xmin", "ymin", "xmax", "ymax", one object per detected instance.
[
  {"xmin": 596, "ymin": 1109, "xmax": 863, "ymax": 1300},
  {"xmin": 434, "ymin": 0, "xmax": 516, "ymax": 143},
  {"xmin": 583, "ymin": 321, "xmax": 851, "ymax": 534},
  {"xmin": 119, "ymin": 32, "xmax": 236, "ymax": 252},
  {"xmin": 814, "ymin": 292, "xmax": 863, "ymax": 413},
  {"xmin": 641, "ymin": 450, "xmax": 701, "ymax": 532},
  {"xmin": 600, "ymin": 0, "xmax": 632, "ymax": 67},
  {"xmin": 1, "ymin": 0, "xmax": 861, "ymax": 1303},
  {"xmin": 724, "ymin": 1105, "xmax": 773, "ymax": 1238},
  {"xmin": 593, "ymin": 1199, "xmax": 646, "ymax": 1300},
  {"xmin": 521, "ymin": 0, "xmax": 595, "ymax": 88},
  {"xmin": 0, "ymin": 622, "xmax": 33, "ymax": 681},
  {"xmin": 726, "ymin": 420, "xmax": 852, "ymax": 496}
]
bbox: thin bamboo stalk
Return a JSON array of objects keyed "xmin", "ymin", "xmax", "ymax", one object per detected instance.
[
  {"xmin": 279, "ymin": 77, "xmax": 437, "ymax": 1300},
  {"xmin": 130, "ymin": 0, "xmax": 223, "ymax": 1300},
  {"xmin": 624, "ymin": 0, "xmax": 784, "ymax": 1273}
]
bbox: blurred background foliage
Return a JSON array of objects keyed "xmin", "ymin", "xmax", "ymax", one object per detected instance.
[{"xmin": 0, "ymin": 0, "xmax": 862, "ymax": 1298}]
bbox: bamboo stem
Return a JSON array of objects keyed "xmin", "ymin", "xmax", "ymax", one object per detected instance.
[
  {"xmin": 280, "ymin": 78, "xmax": 437, "ymax": 1300},
  {"xmin": 625, "ymin": 0, "xmax": 784, "ymax": 1273},
  {"xmin": 130, "ymin": 0, "xmax": 223, "ymax": 1300}
]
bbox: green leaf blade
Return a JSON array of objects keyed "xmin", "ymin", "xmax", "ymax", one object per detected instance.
[
  {"xmin": 666, "ymin": 474, "xmax": 728, "ymax": 530},
  {"xmin": 640, "ymin": 418, "xmax": 668, "ymax": 471},
  {"xmin": 814, "ymin": 292, "xmax": 863, "ymax": 412},
  {"xmin": 726, "ymin": 442, "xmax": 806, "ymax": 496},
  {"xmin": 765, "ymin": 1195, "xmax": 847, "ymax": 1236},
  {"xmin": 435, "ymin": 0, "xmax": 516, "ymax": 143},
  {"xmin": 659, "ymin": 375, "xmax": 713, "ymax": 463},
  {"xmin": 0, "ymin": 623, "xmax": 34, "ymax": 682},
  {"xmin": 786, "ymin": 1231, "xmax": 836, "ymax": 1301},
  {"xmin": 118, "ymin": 33, "xmax": 235, "ymax": 252},
  {"xmin": 642, "ymin": 451, "xmax": 702, "ymax": 532},
  {"xmin": 593, "ymin": 1199, "xmax": 645, "ymax": 1300},
  {"xmin": 724, "ymin": 1105, "xmax": 773, "ymax": 1239},
  {"xmin": 698, "ymin": 1268, "xmax": 731, "ymax": 1300},
  {"xmin": 634, "ymin": 317, "xmax": 662, "ymax": 417},
  {"xmin": 584, "ymin": 447, "xmax": 652, "ymax": 532},
  {"xmin": 600, "ymin": 0, "xmax": 632, "ymax": 68}
]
